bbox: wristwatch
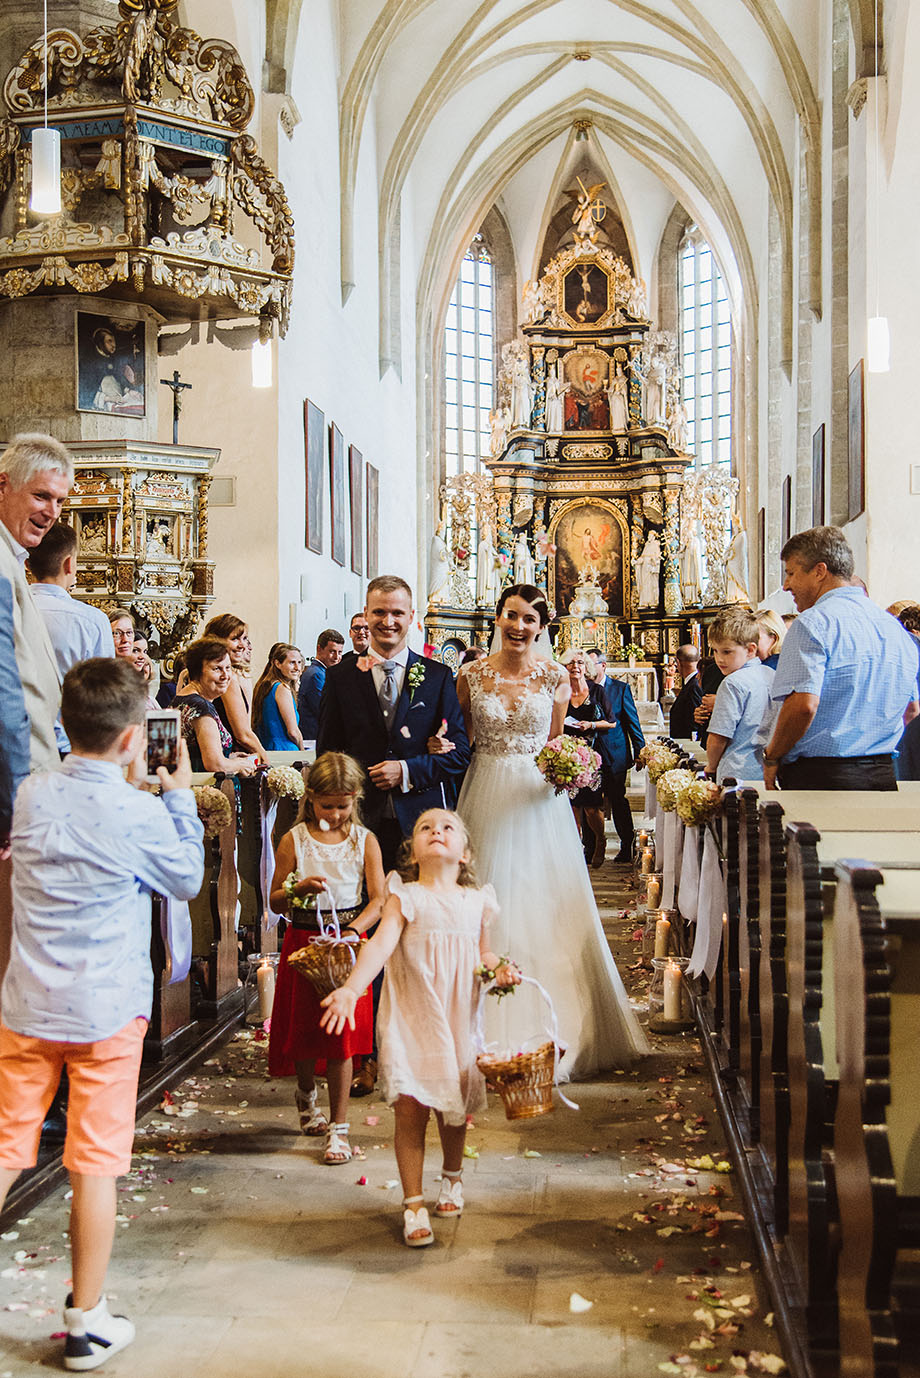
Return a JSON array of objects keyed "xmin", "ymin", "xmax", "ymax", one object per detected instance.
[{"xmin": 762, "ymin": 755, "xmax": 780, "ymax": 767}]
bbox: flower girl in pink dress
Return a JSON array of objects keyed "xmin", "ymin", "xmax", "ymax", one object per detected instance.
[{"xmin": 321, "ymin": 808, "xmax": 520, "ymax": 1247}]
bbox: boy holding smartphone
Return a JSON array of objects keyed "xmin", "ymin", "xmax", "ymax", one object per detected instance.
[{"xmin": 0, "ymin": 657, "xmax": 204, "ymax": 1370}]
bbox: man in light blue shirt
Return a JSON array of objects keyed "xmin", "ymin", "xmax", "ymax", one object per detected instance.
[
  {"xmin": 763, "ymin": 526, "xmax": 919, "ymax": 790},
  {"xmin": 0, "ymin": 575, "xmax": 29, "ymax": 853}
]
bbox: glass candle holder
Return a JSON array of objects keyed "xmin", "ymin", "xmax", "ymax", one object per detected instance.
[
  {"xmin": 637, "ymin": 870, "xmax": 663, "ymax": 912},
  {"xmin": 642, "ymin": 908, "xmax": 679, "ymax": 963},
  {"xmin": 244, "ymin": 952, "xmax": 280, "ymax": 1024},
  {"xmin": 648, "ymin": 956, "xmax": 694, "ymax": 1033}
]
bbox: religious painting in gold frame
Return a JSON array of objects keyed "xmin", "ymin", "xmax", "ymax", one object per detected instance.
[
  {"xmin": 562, "ymin": 261, "xmax": 610, "ymax": 326},
  {"xmin": 548, "ymin": 498, "xmax": 629, "ymax": 618}
]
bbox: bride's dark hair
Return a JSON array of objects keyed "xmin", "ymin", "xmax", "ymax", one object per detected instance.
[{"xmin": 495, "ymin": 583, "xmax": 551, "ymax": 628}]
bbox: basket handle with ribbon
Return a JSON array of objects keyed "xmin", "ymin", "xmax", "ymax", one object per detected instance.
[
  {"xmin": 314, "ymin": 887, "xmax": 361, "ymax": 990},
  {"xmin": 475, "ymin": 974, "xmax": 579, "ymax": 1112}
]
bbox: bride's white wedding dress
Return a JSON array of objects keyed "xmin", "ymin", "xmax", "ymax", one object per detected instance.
[{"xmin": 457, "ymin": 658, "xmax": 648, "ymax": 1079}]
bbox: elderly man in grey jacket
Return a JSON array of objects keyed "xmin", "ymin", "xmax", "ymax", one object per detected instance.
[{"xmin": 0, "ymin": 434, "xmax": 72, "ymax": 773}]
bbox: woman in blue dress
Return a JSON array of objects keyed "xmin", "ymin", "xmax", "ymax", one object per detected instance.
[{"xmin": 253, "ymin": 643, "xmax": 305, "ymax": 750}]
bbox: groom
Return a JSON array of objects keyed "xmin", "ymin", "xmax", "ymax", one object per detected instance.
[{"xmin": 316, "ymin": 574, "xmax": 471, "ymax": 873}]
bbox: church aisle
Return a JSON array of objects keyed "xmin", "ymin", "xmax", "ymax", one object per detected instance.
[{"xmin": 0, "ymin": 867, "xmax": 786, "ymax": 1378}]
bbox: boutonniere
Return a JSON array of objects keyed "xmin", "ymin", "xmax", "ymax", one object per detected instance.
[{"xmin": 407, "ymin": 662, "xmax": 426, "ymax": 702}]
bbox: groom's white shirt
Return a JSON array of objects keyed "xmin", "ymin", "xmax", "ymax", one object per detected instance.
[{"xmin": 369, "ymin": 643, "xmax": 411, "ymax": 792}]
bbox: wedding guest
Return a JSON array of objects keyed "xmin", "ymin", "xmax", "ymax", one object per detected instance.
[
  {"xmin": 253, "ymin": 643, "xmax": 305, "ymax": 751},
  {"xmin": 299, "ymin": 629, "xmax": 345, "ymax": 740},
  {"xmin": 591, "ymin": 657, "xmax": 644, "ymax": 863},
  {"xmin": 203, "ymin": 613, "xmax": 266, "ymax": 761},
  {"xmin": 460, "ymin": 646, "xmax": 486, "ymax": 667},
  {"xmin": 173, "ymin": 638, "xmax": 258, "ymax": 776},
  {"xmin": 705, "ymin": 608, "xmax": 774, "ymax": 784},
  {"xmin": 669, "ymin": 644, "xmax": 702, "ymax": 740},
  {"xmin": 0, "ymin": 657, "xmax": 203, "ymax": 1371},
  {"xmin": 347, "ymin": 613, "xmax": 370, "ymax": 658},
  {"xmin": 108, "ymin": 610, "xmax": 136, "ymax": 660},
  {"xmin": 762, "ymin": 526, "xmax": 919, "ymax": 790},
  {"xmin": 156, "ymin": 650, "xmax": 186, "ymax": 709},
  {"xmin": 754, "ymin": 609, "xmax": 786, "ymax": 669},
  {"xmin": 0, "ymin": 433, "xmax": 70, "ymax": 772},
  {"xmin": 559, "ymin": 648, "xmax": 606, "ymax": 867},
  {"xmin": 28, "ymin": 522, "xmax": 113, "ymax": 675},
  {"xmin": 584, "ymin": 647, "xmax": 608, "ymax": 685}
]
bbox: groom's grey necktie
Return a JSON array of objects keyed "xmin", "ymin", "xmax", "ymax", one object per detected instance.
[{"xmin": 379, "ymin": 660, "xmax": 399, "ymax": 729}]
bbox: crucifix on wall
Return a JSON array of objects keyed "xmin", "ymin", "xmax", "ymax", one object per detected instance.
[{"xmin": 160, "ymin": 369, "xmax": 193, "ymax": 444}]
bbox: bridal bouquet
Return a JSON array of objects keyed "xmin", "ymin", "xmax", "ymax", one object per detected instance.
[{"xmin": 535, "ymin": 734, "xmax": 601, "ymax": 798}]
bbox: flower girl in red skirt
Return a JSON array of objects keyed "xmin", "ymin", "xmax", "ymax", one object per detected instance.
[{"xmin": 268, "ymin": 753, "xmax": 384, "ymax": 1164}]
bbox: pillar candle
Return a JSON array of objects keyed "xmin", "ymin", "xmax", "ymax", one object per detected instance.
[
  {"xmin": 641, "ymin": 848, "xmax": 654, "ymax": 874},
  {"xmin": 647, "ymin": 876, "xmax": 662, "ymax": 910},
  {"xmin": 663, "ymin": 962, "xmax": 683, "ymax": 1022},
  {"xmin": 257, "ymin": 958, "xmax": 276, "ymax": 1021},
  {"xmin": 654, "ymin": 916, "xmax": 670, "ymax": 959},
  {"xmin": 638, "ymin": 829, "xmax": 648, "ymax": 848}
]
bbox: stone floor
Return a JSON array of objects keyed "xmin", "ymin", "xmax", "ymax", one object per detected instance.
[{"xmin": 0, "ymin": 853, "xmax": 787, "ymax": 1378}]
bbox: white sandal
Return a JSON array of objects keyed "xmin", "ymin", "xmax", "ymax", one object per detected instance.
[
  {"xmin": 402, "ymin": 1196, "xmax": 434, "ymax": 1247},
  {"xmin": 323, "ymin": 1122, "xmax": 352, "ymax": 1165},
  {"xmin": 295, "ymin": 1088, "xmax": 328, "ymax": 1137},
  {"xmin": 434, "ymin": 1171, "xmax": 464, "ymax": 1218}
]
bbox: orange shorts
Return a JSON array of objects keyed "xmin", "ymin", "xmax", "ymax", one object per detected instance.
[{"xmin": 0, "ymin": 1017, "xmax": 147, "ymax": 1177}]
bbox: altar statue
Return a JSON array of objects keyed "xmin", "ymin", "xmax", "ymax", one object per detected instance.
[
  {"xmin": 724, "ymin": 510, "xmax": 750, "ymax": 603},
  {"xmin": 521, "ymin": 279, "xmax": 543, "ymax": 324},
  {"xmin": 667, "ymin": 400, "xmax": 689, "ymax": 453},
  {"xmin": 645, "ymin": 354, "xmax": 668, "ymax": 427},
  {"xmin": 606, "ymin": 364, "xmax": 629, "ymax": 432},
  {"xmin": 627, "ymin": 277, "xmax": 648, "ymax": 320},
  {"xmin": 513, "ymin": 531, "xmax": 535, "ymax": 585},
  {"xmin": 679, "ymin": 524, "xmax": 703, "ymax": 607},
  {"xmin": 571, "ymin": 572, "xmax": 608, "ymax": 618},
  {"xmin": 634, "ymin": 531, "xmax": 662, "ymax": 608},
  {"xmin": 510, "ymin": 354, "xmax": 532, "ymax": 430},
  {"xmin": 489, "ymin": 405, "xmax": 509, "ymax": 457},
  {"xmin": 428, "ymin": 516, "xmax": 451, "ymax": 606},
  {"xmin": 545, "ymin": 361, "xmax": 564, "ymax": 432},
  {"xmin": 476, "ymin": 527, "xmax": 498, "ymax": 606}
]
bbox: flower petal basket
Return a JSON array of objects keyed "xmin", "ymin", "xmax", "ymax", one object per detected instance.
[
  {"xmin": 475, "ymin": 1040, "xmax": 558, "ymax": 1120},
  {"xmin": 285, "ymin": 891, "xmax": 366, "ymax": 999},
  {"xmin": 474, "ymin": 976, "xmax": 578, "ymax": 1121}
]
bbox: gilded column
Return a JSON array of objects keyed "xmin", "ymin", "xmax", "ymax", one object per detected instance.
[
  {"xmin": 530, "ymin": 346, "xmax": 546, "ymax": 430},
  {"xmin": 662, "ymin": 487, "xmax": 682, "ymax": 616}
]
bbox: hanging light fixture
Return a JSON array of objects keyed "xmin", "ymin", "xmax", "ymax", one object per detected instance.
[
  {"xmin": 867, "ymin": 0, "xmax": 889, "ymax": 373},
  {"xmin": 251, "ymin": 316, "xmax": 273, "ymax": 388},
  {"xmin": 30, "ymin": 0, "xmax": 61, "ymax": 216}
]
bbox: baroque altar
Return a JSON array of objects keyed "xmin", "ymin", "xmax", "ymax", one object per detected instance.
[{"xmin": 426, "ymin": 220, "xmax": 693, "ymax": 674}]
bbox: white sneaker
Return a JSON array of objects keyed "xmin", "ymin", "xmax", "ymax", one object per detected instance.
[{"xmin": 63, "ymin": 1294, "xmax": 135, "ymax": 1371}]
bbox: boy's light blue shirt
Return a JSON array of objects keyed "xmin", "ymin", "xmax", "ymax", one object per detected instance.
[
  {"xmin": 2, "ymin": 756, "xmax": 204, "ymax": 1042},
  {"xmin": 708, "ymin": 658, "xmax": 775, "ymax": 784}
]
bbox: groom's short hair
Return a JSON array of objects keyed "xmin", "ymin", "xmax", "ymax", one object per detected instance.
[{"xmin": 366, "ymin": 575, "xmax": 413, "ymax": 605}]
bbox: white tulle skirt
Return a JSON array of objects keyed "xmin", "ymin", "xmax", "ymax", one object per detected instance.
[{"xmin": 458, "ymin": 751, "xmax": 649, "ymax": 1080}]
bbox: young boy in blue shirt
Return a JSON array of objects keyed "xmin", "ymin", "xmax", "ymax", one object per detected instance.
[
  {"xmin": 0, "ymin": 657, "xmax": 204, "ymax": 1370},
  {"xmin": 706, "ymin": 607, "xmax": 775, "ymax": 784}
]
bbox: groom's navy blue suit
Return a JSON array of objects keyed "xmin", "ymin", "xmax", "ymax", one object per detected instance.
[{"xmin": 316, "ymin": 650, "xmax": 470, "ymax": 843}]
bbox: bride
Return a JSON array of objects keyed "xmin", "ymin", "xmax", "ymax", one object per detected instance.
[{"xmin": 452, "ymin": 583, "xmax": 648, "ymax": 1079}]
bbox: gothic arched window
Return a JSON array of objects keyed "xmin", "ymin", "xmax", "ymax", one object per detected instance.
[
  {"xmin": 679, "ymin": 230, "xmax": 732, "ymax": 470},
  {"xmin": 444, "ymin": 236, "xmax": 494, "ymax": 477}
]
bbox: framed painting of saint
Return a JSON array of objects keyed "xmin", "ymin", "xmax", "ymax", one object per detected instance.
[
  {"xmin": 76, "ymin": 312, "xmax": 145, "ymax": 416},
  {"xmin": 366, "ymin": 464, "xmax": 379, "ymax": 579},
  {"xmin": 303, "ymin": 399, "xmax": 324, "ymax": 554},
  {"xmin": 329, "ymin": 423, "xmax": 346, "ymax": 567},
  {"xmin": 550, "ymin": 502, "xmax": 624, "ymax": 617},
  {"xmin": 348, "ymin": 444, "xmax": 364, "ymax": 576}
]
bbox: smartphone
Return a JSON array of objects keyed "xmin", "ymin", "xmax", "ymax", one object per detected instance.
[{"xmin": 146, "ymin": 709, "xmax": 180, "ymax": 782}]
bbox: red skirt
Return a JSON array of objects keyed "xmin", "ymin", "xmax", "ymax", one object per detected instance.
[{"xmin": 268, "ymin": 925, "xmax": 373, "ymax": 1077}]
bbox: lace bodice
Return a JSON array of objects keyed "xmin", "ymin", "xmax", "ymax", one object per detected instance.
[{"xmin": 464, "ymin": 658, "xmax": 565, "ymax": 757}]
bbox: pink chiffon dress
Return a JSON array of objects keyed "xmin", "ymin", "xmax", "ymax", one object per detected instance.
[{"xmin": 377, "ymin": 873, "xmax": 498, "ymax": 1127}]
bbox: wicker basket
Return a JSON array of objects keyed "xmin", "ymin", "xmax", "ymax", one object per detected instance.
[
  {"xmin": 287, "ymin": 935, "xmax": 366, "ymax": 999},
  {"xmin": 476, "ymin": 1040, "xmax": 558, "ymax": 1120}
]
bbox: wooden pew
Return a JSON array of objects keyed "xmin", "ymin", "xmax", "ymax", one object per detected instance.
[
  {"xmin": 736, "ymin": 788, "xmax": 763, "ymax": 1138},
  {"xmin": 188, "ymin": 775, "xmax": 244, "ymax": 1022},
  {"xmin": 755, "ymin": 799, "xmax": 920, "ymax": 1248},
  {"xmin": 833, "ymin": 861, "xmax": 920, "ymax": 1378},
  {"xmin": 771, "ymin": 814, "xmax": 920, "ymax": 1363}
]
